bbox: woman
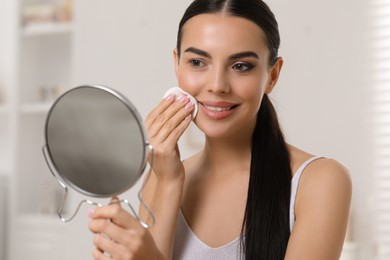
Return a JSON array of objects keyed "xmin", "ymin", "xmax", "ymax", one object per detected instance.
[{"xmin": 88, "ymin": 0, "xmax": 352, "ymax": 259}]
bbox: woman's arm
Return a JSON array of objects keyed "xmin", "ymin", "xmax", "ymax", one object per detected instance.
[
  {"xmin": 284, "ymin": 159, "xmax": 352, "ymax": 260},
  {"xmin": 139, "ymin": 94, "xmax": 194, "ymax": 258},
  {"xmin": 138, "ymin": 169, "xmax": 185, "ymax": 259}
]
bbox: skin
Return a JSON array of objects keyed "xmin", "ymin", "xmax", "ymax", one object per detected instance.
[{"xmin": 88, "ymin": 13, "xmax": 352, "ymax": 260}]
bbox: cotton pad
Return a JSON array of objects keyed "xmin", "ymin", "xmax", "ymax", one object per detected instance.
[{"xmin": 163, "ymin": 87, "xmax": 198, "ymax": 118}]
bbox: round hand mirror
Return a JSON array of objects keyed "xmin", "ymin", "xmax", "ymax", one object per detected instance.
[{"xmin": 42, "ymin": 85, "xmax": 154, "ymax": 226}]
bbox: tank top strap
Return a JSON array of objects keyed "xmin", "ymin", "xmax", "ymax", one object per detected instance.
[{"xmin": 289, "ymin": 156, "xmax": 323, "ymax": 231}]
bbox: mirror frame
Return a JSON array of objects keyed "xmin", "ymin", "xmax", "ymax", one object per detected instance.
[
  {"xmin": 43, "ymin": 84, "xmax": 150, "ymax": 197},
  {"xmin": 42, "ymin": 85, "xmax": 156, "ymax": 226}
]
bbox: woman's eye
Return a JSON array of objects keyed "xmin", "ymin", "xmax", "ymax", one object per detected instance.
[
  {"xmin": 232, "ymin": 62, "xmax": 254, "ymax": 72},
  {"xmin": 189, "ymin": 59, "xmax": 205, "ymax": 68}
]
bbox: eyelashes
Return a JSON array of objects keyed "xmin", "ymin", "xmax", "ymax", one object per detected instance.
[
  {"xmin": 232, "ymin": 62, "xmax": 255, "ymax": 72},
  {"xmin": 189, "ymin": 59, "xmax": 206, "ymax": 68},
  {"xmin": 188, "ymin": 59, "xmax": 256, "ymax": 72}
]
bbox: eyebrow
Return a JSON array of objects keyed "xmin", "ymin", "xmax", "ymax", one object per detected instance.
[
  {"xmin": 229, "ymin": 51, "xmax": 259, "ymax": 60},
  {"xmin": 184, "ymin": 47, "xmax": 259, "ymax": 60},
  {"xmin": 184, "ymin": 47, "xmax": 211, "ymax": 58}
]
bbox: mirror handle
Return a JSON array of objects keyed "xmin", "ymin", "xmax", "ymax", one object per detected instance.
[
  {"xmin": 43, "ymin": 145, "xmax": 102, "ymax": 222},
  {"xmin": 42, "ymin": 144, "xmax": 156, "ymax": 226}
]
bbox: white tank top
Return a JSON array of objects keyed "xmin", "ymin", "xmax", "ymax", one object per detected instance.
[{"xmin": 172, "ymin": 156, "xmax": 322, "ymax": 260}]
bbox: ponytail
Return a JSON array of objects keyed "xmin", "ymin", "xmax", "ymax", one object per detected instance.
[{"xmin": 241, "ymin": 95, "xmax": 291, "ymax": 259}]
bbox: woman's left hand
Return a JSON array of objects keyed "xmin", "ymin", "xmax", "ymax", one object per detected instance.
[{"xmin": 88, "ymin": 199, "xmax": 166, "ymax": 260}]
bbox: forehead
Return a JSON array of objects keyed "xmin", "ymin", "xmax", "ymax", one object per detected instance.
[{"xmin": 180, "ymin": 13, "xmax": 268, "ymax": 55}]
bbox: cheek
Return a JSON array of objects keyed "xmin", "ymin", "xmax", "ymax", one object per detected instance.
[
  {"xmin": 233, "ymin": 76, "xmax": 266, "ymax": 104},
  {"xmin": 176, "ymin": 68, "xmax": 205, "ymax": 94}
]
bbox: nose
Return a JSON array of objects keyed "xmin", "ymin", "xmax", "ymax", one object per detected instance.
[{"xmin": 207, "ymin": 66, "xmax": 230, "ymax": 94}]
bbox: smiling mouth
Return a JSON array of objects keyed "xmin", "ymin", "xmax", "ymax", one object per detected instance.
[{"xmin": 199, "ymin": 102, "xmax": 239, "ymax": 112}]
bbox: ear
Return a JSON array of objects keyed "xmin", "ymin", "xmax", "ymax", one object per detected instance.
[
  {"xmin": 173, "ymin": 48, "xmax": 180, "ymax": 79},
  {"xmin": 265, "ymin": 57, "xmax": 283, "ymax": 94}
]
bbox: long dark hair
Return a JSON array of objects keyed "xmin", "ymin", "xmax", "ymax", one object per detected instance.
[{"xmin": 176, "ymin": 0, "xmax": 291, "ymax": 259}]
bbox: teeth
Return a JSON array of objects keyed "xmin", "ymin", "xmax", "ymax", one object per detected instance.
[{"xmin": 204, "ymin": 105, "xmax": 234, "ymax": 112}]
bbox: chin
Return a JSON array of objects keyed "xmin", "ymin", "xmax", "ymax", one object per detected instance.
[{"xmin": 194, "ymin": 121, "xmax": 238, "ymax": 140}]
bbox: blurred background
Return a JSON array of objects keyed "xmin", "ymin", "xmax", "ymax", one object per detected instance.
[{"xmin": 0, "ymin": 0, "xmax": 388, "ymax": 259}]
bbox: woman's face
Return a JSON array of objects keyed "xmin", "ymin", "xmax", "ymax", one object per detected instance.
[{"xmin": 174, "ymin": 13, "xmax": 282, "ymax": 139}]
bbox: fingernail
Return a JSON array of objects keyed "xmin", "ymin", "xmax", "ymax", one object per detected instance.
[
  {"xmin": 164, "ymin": 93, "xmax": 174, "ymax": 101},
  {"xmin": 185, "ymin": 114, "xmax": 192, "ymax": 121},
  {"xmin": 87, "ymin": 208, "xmax": 95, "ymax": 217},
  {"xmin": 178, "ymin": 95, "xmax": 188, "ymax": 103},
  {"xmin": 185, "ymin": 102, "xmax": 194, "ymax": 110}
]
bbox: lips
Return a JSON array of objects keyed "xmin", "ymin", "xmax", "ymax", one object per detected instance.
[
  {"xmin": 199, "ymin": 101, "xmax": 239, "ymax": 120},
  {"xmin": 202, "ymin": 104, "xmax": 236, "ymax": 112}
]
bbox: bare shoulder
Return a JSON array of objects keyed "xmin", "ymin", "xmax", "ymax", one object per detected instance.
[
  {"xmin": 285, "ymin": 148, "xmax": 352, "ymax": 259},
  {"xmin": 294, "ymin": 153, "xmax": 352, "ymax": 218},
  {"xmin": 288, "ymin": 144, "xmax": 352, "ymax": 189},
  {"xmin": 301, "ymin": 157, "xmax": 352, "ymax": 193}
]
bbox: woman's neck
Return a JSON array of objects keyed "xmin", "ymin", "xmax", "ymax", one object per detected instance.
[{"xmin": 200, "ymin": 135, "xmax": 252, "ymax": 176}]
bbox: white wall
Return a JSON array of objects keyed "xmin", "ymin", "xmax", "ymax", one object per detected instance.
[{"xmin": 73, "ymin": 0, "xmax": 192, "ymax": 118}]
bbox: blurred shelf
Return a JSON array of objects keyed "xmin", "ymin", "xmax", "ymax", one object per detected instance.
[
  {"xmin": 21, "ymin": 22, "xmax": 73, "ymax": 37},
  {"xmin": 20, "ymin": 102, "xmax": 53, "ymax": 115}
]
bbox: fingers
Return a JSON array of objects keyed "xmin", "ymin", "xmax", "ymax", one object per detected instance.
[
  {"xmin": 92, "ymin": 234, "xmax": 121, "ymax": 259},
  {"xmin": 92, "ymin": 232, "xmax": 139, "ymax": 260},
  {"xmin": 155, "ymin": 111, "xmax": 192, "ymax": 149},
  {"xmin": 89, "ymin": 203, "xmax": 160, "ymax": 260},
  {"xmin": 89, "ymin": 202, "xmax": 140, "ymax": 231},
  {"xmin": 92, "ymin": 248, "xmax": 112, "ymax": 260},
  {"xmin": 144, "ymin": 94, "xmax": 175, "ymax": 129},
  {"xmin": 89, "ymin": 203, "xmax": 144, "ymax": 259},
  {"xmin": 89, "ymin": 217, "xmax": 130, "ymax": 246},
  {"xmin": 92, "ymin": 247, "xmax": 111, "ymax": 260},
  {"xmin": 145, "ymin": 94, "xmax": 194, "ymax": 146},
  {"xmin": 92, "ymin": 230, "xmax": 156, "ymax": 260}
]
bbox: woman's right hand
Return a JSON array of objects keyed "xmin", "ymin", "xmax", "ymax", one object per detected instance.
[{"xmin": 144, "ymin": 94, "xmax": 194, "ymax": 182}]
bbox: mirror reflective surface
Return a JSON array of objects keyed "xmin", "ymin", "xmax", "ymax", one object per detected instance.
[{"xmin": 44, "ymin": 85, "xmax": 149, "ymax": 197}]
